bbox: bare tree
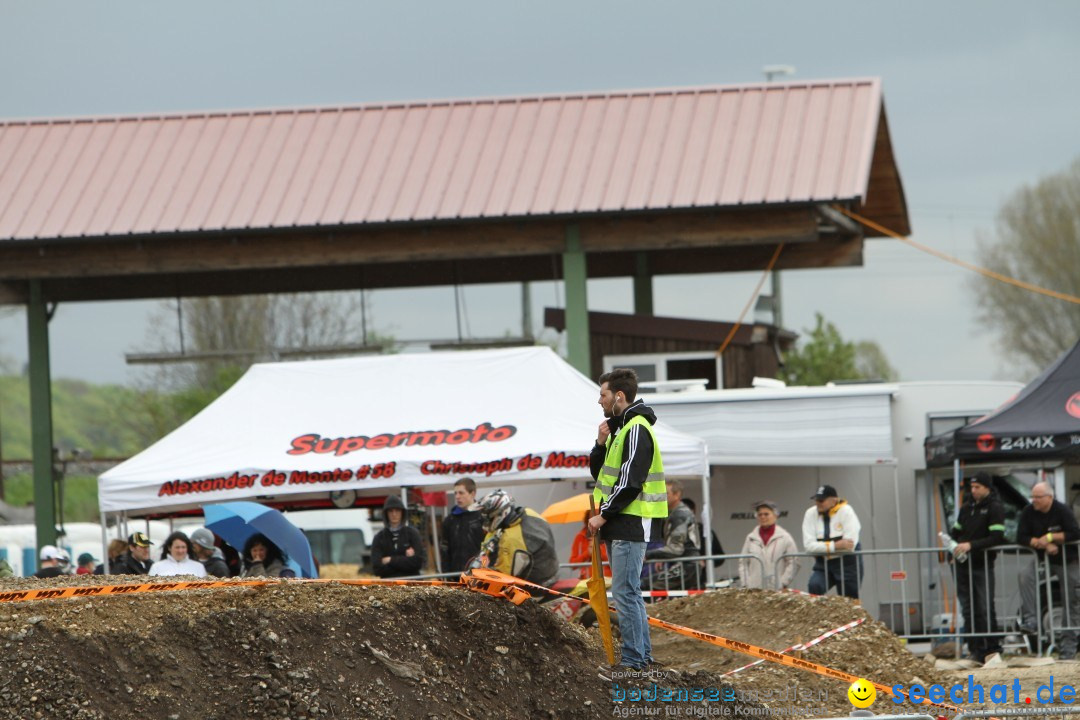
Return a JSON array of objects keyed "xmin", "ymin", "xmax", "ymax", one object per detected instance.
[
  {"xmin": 128, "ymin": 291, "xmax": 391, "ymax": 437},
  {"xmin": 972, "ymin": 157, "xmax": 1080, "ymax": 376},
  {"xmin": 145, "ymin": 291, "xmax": 378, "ymax": 390}
]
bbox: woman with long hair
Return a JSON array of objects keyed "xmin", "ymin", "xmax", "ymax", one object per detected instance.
[
  {"xmin": 242, "ymin": 534, "xmax": 292, "ymax": 578},
  {"xmin": 149, "ymin": 531, "xmax": 207, "ymax": 577}
]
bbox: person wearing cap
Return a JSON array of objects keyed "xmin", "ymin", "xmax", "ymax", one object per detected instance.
[
  {"xmin": 739, "ymin": 501, "xmax": 799, "ymax": 589},
  {"xmin": 110, "ymin": 532, "xmax": 155, "ymax": 575},
  {"xmin": 370, "ymin": 494, "xmax": 427, "ymax": 578},
  {"xmin": 189, "ymin": 528, "xmax": 231, "ymax": 578},
  {"xmin": 75, "ymin": 553, "xmax": 98, "ymax": 575},
  {"xmin": 32, "ymin": 545, "xmax": 70, "ymax": 578},
  {"xmin": 1016, "ymin": 481, "xmax": 1080, "ymax": 660},
  {"xmin": 802, "ymin": 484, "xmax": 863, "ymax": 599},
  {"xmin": 952, "ymin": 471, "xmax": 1007, "ymax": 666}
]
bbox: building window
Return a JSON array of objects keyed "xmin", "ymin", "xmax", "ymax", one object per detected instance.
[{"xmin": 603, "ymin": 352, "xmax": 722, "ymax": 390}]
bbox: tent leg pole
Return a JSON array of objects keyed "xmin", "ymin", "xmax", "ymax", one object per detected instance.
[
  {"xmin": 952, "ymin": 460, "xmax": 961, "ymax": 522},
  {"xmin": 100, "ymin": 510, "xmax": 109, "ymax": 574},
  {"xmin": 702, "ymin": 472, "xmax": 714, "ymax": 587},
  {"xmin": 430, "ymin": 506, "xmax": 441, "ymax": 575}
]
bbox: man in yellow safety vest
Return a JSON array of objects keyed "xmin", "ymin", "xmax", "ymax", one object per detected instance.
[{"xmin": 588, "ymin": 367, "xmax": 668, "ymax": 670}]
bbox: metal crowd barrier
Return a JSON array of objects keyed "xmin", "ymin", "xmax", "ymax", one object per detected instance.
[
  {"xmin": 812, "ymin": 716, "xmax": 935, "ymax": 720},
  {"xmin": 776, "ymin": 545, "xmax": 1044, "ymax": 655},
  {"xmin": 954, "ymin": 709, "xmax": 1080, "ymax": 720},
  {"xmin": 391, "ymin": 541, "xmax": 1080, "ymax": 661}
]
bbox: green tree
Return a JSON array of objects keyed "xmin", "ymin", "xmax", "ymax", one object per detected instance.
[
  {"xmin": 780, "ymin": 314, "xmax": 897, "ymax": 386},
  {"xmin": 854, "ymin": 341, "xmax": 899, "ymax": 382},
  {"xmin": 972, "ymin": 157, "xmax": 1080, "ymax": 376}
]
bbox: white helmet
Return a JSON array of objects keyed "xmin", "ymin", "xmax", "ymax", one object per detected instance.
[{"xmin": 473, "ymin": 489, "xmax": 515, "ymax": 531}]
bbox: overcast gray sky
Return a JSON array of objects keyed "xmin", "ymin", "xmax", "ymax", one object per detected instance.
[{"xmin": 1, "ymin": 1, "xmax": 1078, "ymax": 385}]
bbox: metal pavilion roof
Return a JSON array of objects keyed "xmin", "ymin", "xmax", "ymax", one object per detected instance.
[{"xmin": 0, "ymin": 77, "xmax": 907, "ymax": 242}]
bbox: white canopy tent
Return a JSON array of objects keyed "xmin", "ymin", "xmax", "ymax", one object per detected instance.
[
  {"xmin": 644, "ymin": 384, "xmax": 898, "ymax": 466},
  {"xmin": 100, "ymin": 347, "xmax": 709, "ymax": 526}
]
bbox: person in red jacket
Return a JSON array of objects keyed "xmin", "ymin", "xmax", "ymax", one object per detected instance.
[{"xmin": 570, "ymin": 516, "xmax": 610, "ymax": 579}]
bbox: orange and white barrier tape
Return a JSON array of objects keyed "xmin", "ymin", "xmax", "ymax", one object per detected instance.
[
  {"xmin": 457, "ymin": 568, "xmax": 961, "ymax": 715},
  {"xmin": 0, "ymin": 576, "xmax": 461, "ymax": 605},
  {"xmin": 640, "ymin": 589, "xmax": 709, "ymax": 598},
  {"xmin": 0, "ymin": 569, "xmax": 957, "ymax": 714},
  {"xmin": 722, "ymin": 618, "xmax": 865, "ymax": 676}
]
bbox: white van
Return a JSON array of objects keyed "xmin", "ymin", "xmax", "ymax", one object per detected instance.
[{"xmin": 282, "ymin": 508, "xmax": 382, "ymax": 575}]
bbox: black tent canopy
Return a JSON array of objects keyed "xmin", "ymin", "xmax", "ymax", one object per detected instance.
[{"xmin": 925, "ymin": 339, "xmax": 1080, "ymax": 468}]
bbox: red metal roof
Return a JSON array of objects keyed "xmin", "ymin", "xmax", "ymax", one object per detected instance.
[{"xmin": 0, "ymin": 78, "xmax": 896, "ymax": 241}]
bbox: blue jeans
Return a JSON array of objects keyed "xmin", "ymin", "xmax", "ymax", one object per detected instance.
[{"xmin": 608, "ymin": 539, "xmax": 651, "ymax": 668}]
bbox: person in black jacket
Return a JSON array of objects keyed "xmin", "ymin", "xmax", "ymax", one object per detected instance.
[
  {"xmin": 190, "ymin": 527, "xmax": 232, "ymax": 578},
  {"xmin": 951, "ymin": 472, "xmax": 1006, "ymax": 666},
  {"xmin": 371, "ymin": 494, "xmax": 427, "ymax": 578},
  {"xmin": 110, "ymin": 532, "xmax": 155, "ymax": 575},
  {"xmin": 441, "ymin": 478, "xmax": 485, "ymax": 573},
  {"xmin": 644, "ymin": 478, "xmax": 702, "ymax": 590},
  {"xmin": 1016, "ymin": 481, "xmax": 1080, "ymax": 659},
  {"xmin": 588, "ymin": 368, "xmax": 667, "ymax": 670}
]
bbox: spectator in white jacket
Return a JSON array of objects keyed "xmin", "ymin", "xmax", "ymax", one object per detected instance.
[
  {"xmin": 739, "ymin": 501, "xmax": 798, "ymax": 589},
  {"xmin": 149, "ymin": 531, "xmax": 208, "ymax": 577},
  {"xmin": 802, "ymin": 484, "xmax": 861, "ymax": 598}
]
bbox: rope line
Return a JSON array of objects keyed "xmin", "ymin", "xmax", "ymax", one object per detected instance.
[
  {"xmin": 717, "ymin": 242, "xmax": 785, "ymax": 356},
  {"xmin": 835, "ymin": 205, "xmax": 1080, "ymax": 305}
]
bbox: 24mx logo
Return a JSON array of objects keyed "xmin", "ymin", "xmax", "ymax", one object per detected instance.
[
  {"xmin": 1067, "ymin": 392, "xmax": 1080, "ymax": 419},
  {"xmin": 1000, "ymin": 435, "xmax": 1055, "ymax": 451}
]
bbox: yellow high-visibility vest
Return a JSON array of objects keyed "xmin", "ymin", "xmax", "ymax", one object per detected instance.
[{"xmin": 593, "ymin": 414, "xmax": 667, "ymax": 518}]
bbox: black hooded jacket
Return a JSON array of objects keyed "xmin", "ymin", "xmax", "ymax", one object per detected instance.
[
  {"xmin": 952, "ymin": 488, "xmax": 1006, "ymax": 565},
  {"xmin": 589, "ymin": 399, "xmax": 665, "ymax": 543}
]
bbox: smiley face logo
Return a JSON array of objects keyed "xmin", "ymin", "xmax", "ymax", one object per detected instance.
[{"xmin": 848, "ymin": 678, "xmax": 876, "ymax": 708}]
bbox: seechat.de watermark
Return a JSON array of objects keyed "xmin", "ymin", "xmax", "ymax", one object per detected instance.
[{"xmin": 891, "ymin": 676, "xmax": 1079, "ymax": 705}]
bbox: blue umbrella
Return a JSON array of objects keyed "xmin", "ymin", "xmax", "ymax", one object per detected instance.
[{"xmin": 203, "ymin": 501, "xmax": 318, "ymax": 579}]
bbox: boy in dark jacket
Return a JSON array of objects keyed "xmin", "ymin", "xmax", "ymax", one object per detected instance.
[
  {"xmin": 371, "ymin": 495, "xmax": 426, "ymax": 578},
  {"xmin": 441, "ymin": 478, "xmax": 485, "ymax": 573}
]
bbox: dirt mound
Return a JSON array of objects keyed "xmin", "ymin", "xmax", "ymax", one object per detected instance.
[
  {"xmin": 649, "ymin": 588, "xmax": 949, "ymax": 715},
  {"xmin": 0, "ymin": 576, "xmax": 759, "ymax": 720}
]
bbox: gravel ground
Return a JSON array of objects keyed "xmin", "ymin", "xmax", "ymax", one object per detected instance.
[{"xmin": 0, "ymin": 574, "xmax": 760, "ymax": 720}]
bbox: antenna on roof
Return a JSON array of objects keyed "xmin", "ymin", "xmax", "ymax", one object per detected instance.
[{"xmin": 762, "ymin": 65, "xmax": 796, "ymax": 82}]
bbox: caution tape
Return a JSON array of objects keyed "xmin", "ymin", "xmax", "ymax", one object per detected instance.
[
  {"xmin": 456, "ymin": 568, "xmax": 962, "ymax": 715},
  {"xmin": 0, "ymin": 577, "xmax": 461, "ymax": 605},
  {"xmin": 722, "ymin": 618, "xmax": 865, "ymax": 676},
  {"xmin": 640, "ymin": 589, "xmax": 709, "ymax": 598},
  {"xmin": 0, "ymin": 579, "xmax": 271, "ymax": 603},
  {"xmin": 0, "ymin": 569, "xmax": 960, "ymax": 714}
]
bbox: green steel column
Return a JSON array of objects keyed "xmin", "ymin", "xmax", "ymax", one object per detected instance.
[
  {"xmin": 633, "ymin": 252, "xmax": 653, "ymax": 315},
  {"xmin": 27, "ymin": 280, "xmax": 57, "ymax": 550},
  {"xmin": 563, "ymin": 225, "xmax": 591, "ymax": 376}
]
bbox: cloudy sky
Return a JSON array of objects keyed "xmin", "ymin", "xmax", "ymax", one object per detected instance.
[{"xmin": 1, "ymin": 1, "xmax": 1078, "ymax": 385}]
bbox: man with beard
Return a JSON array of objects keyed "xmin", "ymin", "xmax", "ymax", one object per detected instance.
[{"xmin": 588, "ymin": 368, "xmax": 668, "ymax": 671}]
